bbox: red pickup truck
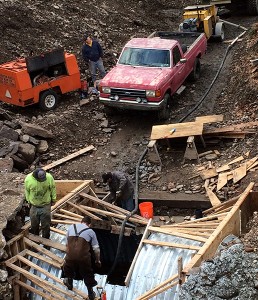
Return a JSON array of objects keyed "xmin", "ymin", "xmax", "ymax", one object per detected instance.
[{"xmin": 99, "ymin": 31, "xmax": 207, "ymax": 119}]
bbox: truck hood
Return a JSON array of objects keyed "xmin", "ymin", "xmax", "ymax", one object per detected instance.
[{"xmin": 101, "ymin": 65, "xmax": 170, "ymax": 89}]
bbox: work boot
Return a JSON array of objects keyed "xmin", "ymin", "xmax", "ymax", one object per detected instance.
[{"xmin": 63, "ymin": 278, "xmax": 73, "ymax": 290}]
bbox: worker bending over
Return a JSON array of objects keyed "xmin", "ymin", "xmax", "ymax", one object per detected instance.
[
  {"xmin": 62, "ymin": 216, "xmax": 101, "ymax": 300},
  {"xmin": 102, "ymin": 171, "xmax": 135, "ymax": 211},
  {"xmin": 24, "ymin": 168, "xmax": 56, "ymax": 239}
]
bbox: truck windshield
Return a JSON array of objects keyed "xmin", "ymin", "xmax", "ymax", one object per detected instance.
[{"xmin": 119, "ymin": 47, "xmax": 170, "ymax": 67}]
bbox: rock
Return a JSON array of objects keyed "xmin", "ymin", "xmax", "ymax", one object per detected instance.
[
  {"xmin": 100, "ymin": 119, "xmax": 109, "ymax": 128},
  {"xmin": 168, "ymin": 182, "xmax": 175, "ymax": 189},
  {"xmin": 20, "ymin": 134, "xmax": 30, "ymax": 143},
  {"xmin": 80, "ymin": 98, "xmax": 90, "ymax": 106},
  {"xmin": 20, "ymin": 122, "xmax": 54, "ymax": 138},
  {"xmin": 170, "ymin": 188, "xmax": 177, "ymax": 193},
  {"xmin": 37, "ymin": 140, "xmax": 49, "ymax": 153},
  {"xmin": 11, "ymin": 154, "xmax": 29, "ymax": 171},
  {"xmin": 0, "ymin": 158, "xmax": 13, "ymax": 172},
  {"xmin": 29, "ymin": 136, "xmax": 40, "ymax": 145},
  {"xmin": 0, "ymin": 270, "xmax": 8, "ymax": 282},
  {"xmin": 148, "ymin": 173, "xmax": 161, "ymax": 183},
  {"xmin": 3, "ymin": 120, "xmax": 20, "ymax": 129},
  {"xmin": 110, "ymin": 151, "xmax": 117, "ymax": 157},
  {"xmin": 176, "ymin": 184, "xmax": 184, "ymax": 189},
  {"xmin": 102, "ymin": 128, "xmax": 113, "ymax": 133},
  {"xmin": 0, "ymin": 140, "xmax": 19, "ymax": 158},
  {"xmin": 0, "ymin": 125, "xmax": 19, "ymax": 141},
  {"xmin": 18, "ymin": 143, "xmax": 36, "ymax": 164}
]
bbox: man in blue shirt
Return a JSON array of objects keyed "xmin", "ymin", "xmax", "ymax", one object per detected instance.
[
  {"xmin": 82, "ymin": 33, "xmax": 106, "ymax": 87},
  {"xmin": 62, "ymin": 216, "xmax": 101, "ymax": 300}
]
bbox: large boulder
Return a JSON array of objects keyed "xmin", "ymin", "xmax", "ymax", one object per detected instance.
[
  {"xmin": 20, "ymin": 122, "xmax": 54, "ymax": 138},
  {"xmin": 0, "ymin": 125, "xmax": 19, "ymax": 141},
  {"xmin": 18, "ymin": 143, "xmax": 36, "ymax": 164}
]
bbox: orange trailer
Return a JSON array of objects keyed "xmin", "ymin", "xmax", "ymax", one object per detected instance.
[{"xmin": 0, "ymin": 49, "xmax": 81, "ymax": 110}]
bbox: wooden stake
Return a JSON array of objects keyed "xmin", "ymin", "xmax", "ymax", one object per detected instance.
[{"xmin": 142, "ymin": 240, "xmax": 201, "ymax": 251}]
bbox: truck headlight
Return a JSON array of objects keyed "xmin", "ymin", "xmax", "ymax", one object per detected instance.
[
  {"xmin": 101, "ymin": 87, "xmax": 111, "ymax": 94},
  {"xmin": 146, "ymin": 90, "xmax": 161, "ymax": 97},
  {"xmin": 146, "ymin": 90, "xmax": 155, "ymax": 97}
]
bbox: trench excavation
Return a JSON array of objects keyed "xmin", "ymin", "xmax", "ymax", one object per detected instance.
[{"xmin": 2, "ymin": 180, "xmax": 257, "ymax": 300}]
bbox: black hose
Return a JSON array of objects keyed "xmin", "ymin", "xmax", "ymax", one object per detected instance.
[
  {"xmin": 178, "ymin": 30, "xmax": 246, "ymax": 123},
  {"xmin": 107, "ymin": 27, "xmax": 246, "ymax": 283}
]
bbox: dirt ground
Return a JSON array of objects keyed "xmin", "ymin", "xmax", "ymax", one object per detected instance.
[{"xmin": 0, "ymin": 2, "xmax": 258, "ymax": 239}]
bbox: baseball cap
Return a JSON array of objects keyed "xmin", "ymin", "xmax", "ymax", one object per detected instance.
[{"xmin": 33, "ymin": 168, "xmax": 46, "ymax": 182}]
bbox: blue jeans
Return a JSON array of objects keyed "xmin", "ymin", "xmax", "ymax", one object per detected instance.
[
  {"xmin": 121, "ymin": 197, "xmax": 135, "ymax": 212},
  {"xmin": 89, "ymin": 59, "xmax": 106, "ymax": 83}
]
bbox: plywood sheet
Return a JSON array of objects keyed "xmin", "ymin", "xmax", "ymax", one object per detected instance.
[
  {"xmin": 200, "ymin": 168, "xmax": 218, "ymax": 180},
  {"xmin": 195, "ymin": 115, "xmax": 224, "ymax": 123},
  {"xmin": 150, "ymin": 122, "xmax": 203, "ymax": 140},
  {"xmin": 217, "ymin": 172, "xmax": 228, "ymax": 191},
  {"xmin": 228, "ymin": 156, "xmax": 244, "ymax": 165},
  {"xmin": 233, "ymin": 163, "xmax": 247, "ymax": 184},
  {"xmin": 216, "ymin": 165, "xmax": 230, "ymax": 173}
]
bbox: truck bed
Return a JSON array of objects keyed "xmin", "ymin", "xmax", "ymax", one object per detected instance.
[{"xmin": 148, "ymin": 31, "xmax": 205, "ymax": 51}]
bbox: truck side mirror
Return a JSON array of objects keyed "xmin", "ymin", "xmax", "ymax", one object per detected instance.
[{"xmin": 180, "ymin": 58, "xmax": 187, "ymax": 64}]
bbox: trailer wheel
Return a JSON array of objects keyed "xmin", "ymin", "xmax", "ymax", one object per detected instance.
[
  {"xmin": 189, "ymin": 58, "xmax": 201, "ymax": 82},
  {"xmin": 247, "ymin": 0, "xmax": 258, "ymax": 15},
  {"xmin": 39, "ymin": 90, "xmax": 58, "ymax": 110},
  {"xmin": 157, "ymin": 93, "xmax": 171, "ymax": 121},
  {"xmin": 215, "ymin": 22, "xmax": 225, "ymax": 42}
]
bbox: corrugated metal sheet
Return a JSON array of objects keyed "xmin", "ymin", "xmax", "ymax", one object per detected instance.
[{"xmin": 31, "ymin": 225, "xmax": 202, "ymax": 300}]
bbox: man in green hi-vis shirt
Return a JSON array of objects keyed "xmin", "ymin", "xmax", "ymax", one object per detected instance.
[{"xmin": 25, "ymin": 168, "xmax": 57, "ymax": 239}]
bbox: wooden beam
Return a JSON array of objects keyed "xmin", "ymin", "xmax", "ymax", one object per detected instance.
[
  {"xmin": 67, "ymin": 201, "xmax": 102, "ymax": 220},
  {"xmin": 125, "ymin": 219, "xmax": 152, "ymax": 286},
  {"xmin": 26, "ymin": 250, "xmax": 61, "ymax": 268},
  {"xmin": 205, "ymin": 187, "xmax": 222, "ymax": 206},
  {"xmin": 149, "ymin": 227, "xmax": 207, "ymax": 243},
  {"xmin": 28, "ymin": 234, "xmax": 66, "ymax": 252},
  {"xmin": 142, "ymin": 239, "xmax": 201, "ymax": 250},
  {"xmin": 53, "ymin": 212, "xmax": 82, "ymax": 222},
  {"xmin": 14, "ymin": 279, "xmax": 54, "ymax": 300},
  {"xmin": 24, "ymin": 237, "xmax": 63, "ymax": 264},
  {"xmin": 135, "ymin": 274, "xmax": 178, "ymax": 300},
  {"xmin": 195, "ymin": 115, "xmax": 224, "ymax": 123},
  {"xmin": 16, "ymin": 255, "xmax": 86, "ymax": 299},
  {"xmin": 183, "ymin": 182, "xmax": 254, "ymax": 274},
  {"xmin": 50, "ymin": 226, "xmax": 66, "ymax": 236},
  {"xmin": 202, "ymin": 196, "xmax": 238, "ymax": 215},
  {"xmin": 42, "ymin": 145, "xmax": 95, "ymax": 171},
  {"xmin": 80, "ymin": 205, "xmax": 148, "ymax": 226}
]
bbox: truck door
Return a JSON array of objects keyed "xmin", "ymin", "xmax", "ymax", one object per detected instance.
[{"xmin": 172, "ymin": 46, "xmax": 186, "ymax": 92}]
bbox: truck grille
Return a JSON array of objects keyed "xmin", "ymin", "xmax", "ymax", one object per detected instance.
[{"xmin": 110, "ymin": 88, "xmax": 146, "ymax": 98}]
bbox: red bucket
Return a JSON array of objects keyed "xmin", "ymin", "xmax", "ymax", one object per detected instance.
[{"xmin": 139, "ymin": 202, "xmax": 153, "ymax": 219}]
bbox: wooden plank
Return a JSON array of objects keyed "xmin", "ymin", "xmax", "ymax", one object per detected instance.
[
  {"xmin": 203, "ymin": 196, "xmax": 238, "ymax": 215},
  {"xmin": 217, "ymin": 172, "xmax": 228, "ymax": 191},
  {"xmin": 80, "ymin": 192, "xmax": 146, "ymax": 222},
  {"xmin": 246, "ymin": 157, "xmax": 258, "ymax": 170},
  {"xmin": 125, "ymin": 219, "xmax": 152, "ymax": 286},
  {"xmin": 26, "ymin": 250, "xmax": 61, "ymax": 268},
  {"xmin": 232, "ymin": 163, "xmax": 247, "ymax": 183},
  {"xmin": 42, "ymin": 145, "xmax": 95, "ymax": 171},
  {"xmin": 195, "ymin": 115, "xmax": 224, "ymax": 123},
  {"xmin": 23, "ymin": 237, "xmax": 63, "ymax": 264},
  {"xmin": 150, "ymin": 122, "xmax": 203, "ymax": 140},
  {"xmin": 216, "ymin": 164, "xmax": 230, "ymax": 173},
  {"xmin": 80, "ymin": 205, "xmax": 148, "ymax": 225},
  {"xmin": 135, "ymin": 274, "xmax": 178, "ymax": 300},
  {"xmin": 50, "ymin": 226, "xmax": 66, "ymax": 236},
  {"xmin": 248, "ymin": 161, "xmax": 258, "ymax": 171},
  {"xmin": 149, "ymin": 227, "xmax": 207, "ymax": 243},
  {"xmin": 14, "ymin": 279, "xmax": 54, "ymax": 300},
  {"xmin": 205, "ymin": 187, "xmax": 222, "ymax": 206},
  {"xmin": 143, "ymin": 239, "xmax": 201, "ymax": 250},
  {"xmin": 28, "ymin": 234, "xmax": 66, "ymax": 252},
  {"xmin": 17, "ymin": 255, "xmax": 86, "ymax": 299},
  {"xmin": 228, "ymin": 156, "xmax": 244, "ymax": 165},
  {"xmin": 200, "ymin": 168, "xmax": 218, "ymax": 180},
  {"xmin": 54, "ymin": 212, "xmax": 82, "ymax": 222},
  {"xmin": 183, "ymin": 182, "xmax": 254, "ymax": 274},
  {"xmin": 67, "ymin": 201, "xmax": 102, "ymax": 220}
]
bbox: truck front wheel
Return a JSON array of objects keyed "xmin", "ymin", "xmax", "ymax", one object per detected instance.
[
  {"xmin": 157, "ymin": 93, "xmax": 171, "ymax": 121},
  {"xmin": 189, "ymin": 58, "xmax": 201, "ymax": 82},
  {"xmin": 39, "ymin": 90, "xmax": 58, "ymax": 110}
]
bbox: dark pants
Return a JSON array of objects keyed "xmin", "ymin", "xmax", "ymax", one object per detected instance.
[
  {"xmin": 121, "ymin": 197, "xmax": 135, "ymax": 211},
  {"xmin": 30, "ymin": 204, "xmax": 51, "ymax": 238}
]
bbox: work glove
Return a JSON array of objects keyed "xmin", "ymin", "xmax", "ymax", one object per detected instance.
[{"xmin": 116, "ymin": 190, "xmax": 122, "ymax": 198}]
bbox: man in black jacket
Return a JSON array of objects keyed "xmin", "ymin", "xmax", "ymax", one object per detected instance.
[
  {"xmin": 82, "ymin": 33, "xmax": 106, "ymax": 87},
  {"xmin": 102, "ymin": 171, "xmax": 135, "ymax": 211}
]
